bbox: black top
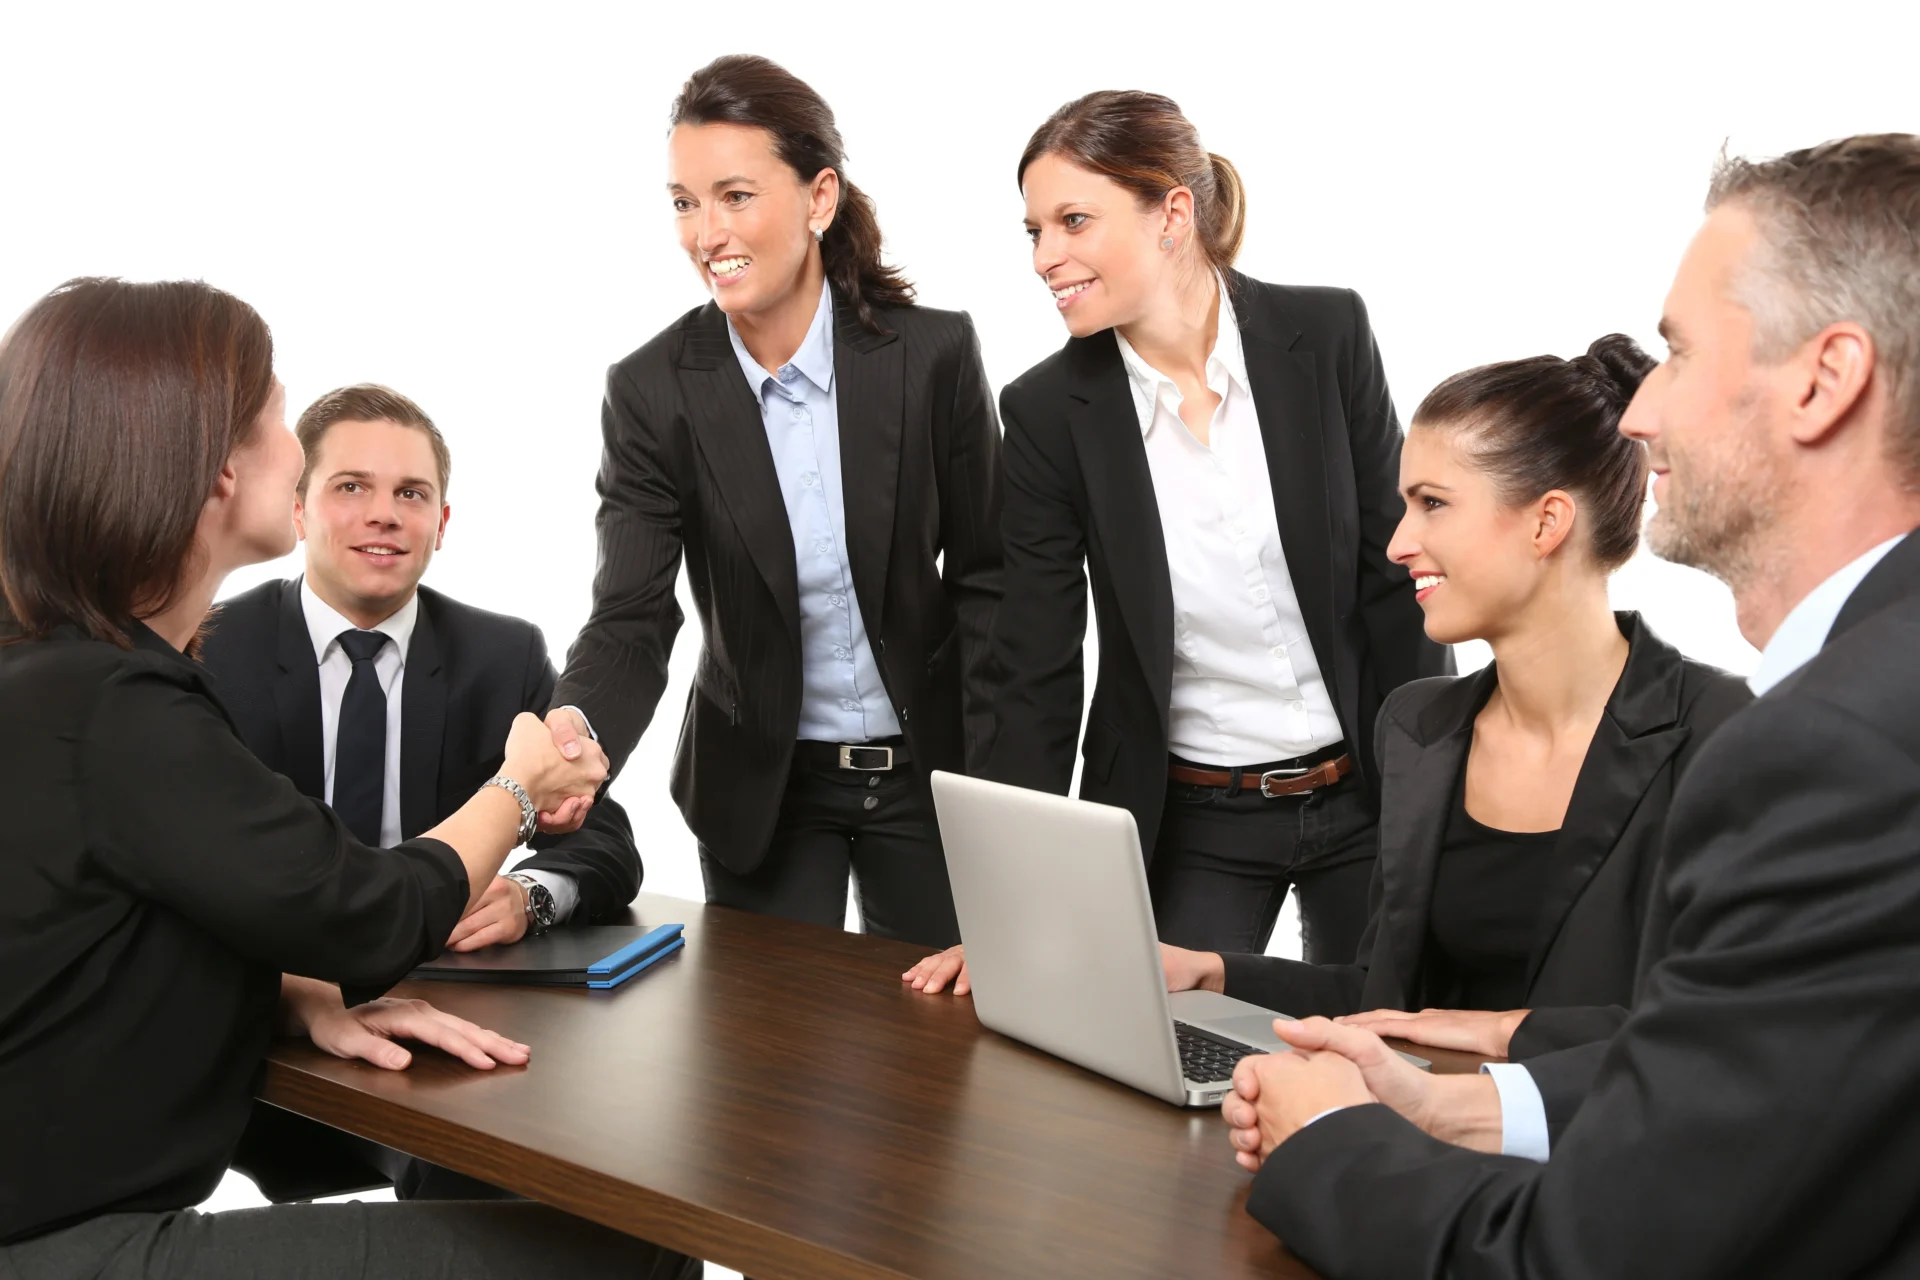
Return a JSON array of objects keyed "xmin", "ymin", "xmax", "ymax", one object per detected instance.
[
  {"xmin": 0, "ymin": 624, "xmax": 468, "ymax": 1244},
  {"xmin": 1219, "ymin": 612, "xmax": 1754, "ymax": 1018},
  {"xmin": 1243, "ymin": 541, "xmax": 1920, "ymax": 1279},
  {"xmin": 551, "ymin": 292, "xmax": 1002, "ymax": 875},
  {"xmin": 200, "ymin": 579, "xmax": 642, "ymax": 922},
  {"xmin": 983, "ymin": 272, "xmax": 1451, "ymax": 859},
  {"xmin": 1424, "ymin": 778, "xmax": 1562, "ymax": 1011}
]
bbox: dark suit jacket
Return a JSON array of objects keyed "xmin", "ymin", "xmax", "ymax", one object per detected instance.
[
  {"xmin": 985, "ymin": 273, "xmax": 1449, "ymax": 855},
  {"xmin": 1219, "ymin": 613, "xmax": 1751, "ymax": 1017},
  {"xmin": 201, "ymin": 579, "xmax": 640, "ymax": 922},
  {"xmin": 1248, "ymin": 529, "xmax": 1920, "ymax": 1280},
  {"xmin": 552, "ymin": 292, "xmax": 1002, "ymax": 873},
  {"xmin": 0, "ymin": 624, "xmax": 466, "ymax": 1243}
]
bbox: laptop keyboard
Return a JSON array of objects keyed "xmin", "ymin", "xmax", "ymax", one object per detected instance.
[{"xmin": 1175, "ymin": 1021, "xmax": 1264, "ymax": 1084}]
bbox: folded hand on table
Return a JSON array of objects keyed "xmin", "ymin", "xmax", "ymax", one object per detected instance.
[{"xmin": 1335, "ymin": 1006, "xmax": 1529, "ymax": 1059}]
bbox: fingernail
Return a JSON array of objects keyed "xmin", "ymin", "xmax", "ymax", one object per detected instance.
[{"xmin": 564, "ymin": 743, "xmax": 581, "ymax": 758}]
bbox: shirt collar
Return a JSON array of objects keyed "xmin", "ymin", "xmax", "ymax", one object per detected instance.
[
  {"xmin": 1748, "ymin": 533, "xmax": 1908, "ymax": 695},
  {"xmin": 726, "ymin": 276, "xmax": 836, "ymax": 398},
  {"xmin": 300, "ymin": 576, "xmax": 419, "ymax": 667},
  {"xmin": 1112, "ymin": 273, "xmax": 1248, "ymax": 437}
]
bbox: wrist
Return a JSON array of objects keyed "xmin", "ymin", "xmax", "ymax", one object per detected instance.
[
  {"xmin": 1496, "ymin": 1009, "xmax": 1531, "ymax": 1058},
  {"xmin": 1199, "ymin": 951, "xmax": 1227, "ymax": 994},
  {"xmin": 1426, "ymin": 1073, "xmax": 1506, "ymax": 1153},
  {"xmin": 279, "ymin": 975, "xmax": 344, "ymax": 1035}
]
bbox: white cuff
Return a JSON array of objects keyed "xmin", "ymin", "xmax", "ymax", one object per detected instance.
[
  {"xmin": 1301, "ymin": 1104, "xmax": 1354, "ymax": 1130},
  {"xmin": 510, "ymin": 867, "xmax": 579, "ymax": 925},
  {"xmin": 1481, "ymin": 1062, "xmax": 1551, "ymax": 1163}
]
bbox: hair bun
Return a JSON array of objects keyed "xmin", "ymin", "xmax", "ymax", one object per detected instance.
[{"xmin": 1577, "ymin": 334, "xmax": 1657, "ymax": 406}]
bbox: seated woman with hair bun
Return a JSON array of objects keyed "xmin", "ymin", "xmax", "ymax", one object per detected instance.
[{"xmin": 1151, "ymin": 334, "xmax": 1755, "ymax": 1059}]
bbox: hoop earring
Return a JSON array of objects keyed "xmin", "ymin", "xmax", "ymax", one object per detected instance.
[{"xmin": 1160, "ymin": 236, "xmax": 1175, "ymax": 250}]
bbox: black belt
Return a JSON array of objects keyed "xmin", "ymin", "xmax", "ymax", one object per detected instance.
[{"xmin": 795, "ymin": 737, "xmax": 911, "ymax": 772}]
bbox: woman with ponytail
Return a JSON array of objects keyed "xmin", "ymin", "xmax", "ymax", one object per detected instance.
[
  {"xmin": 910, "ymin": 91, "xmax": 1447, "ymax": 989},
  {"xmin": 548, "ymin": 56, "xmax": 1001, "ymax": 944}
]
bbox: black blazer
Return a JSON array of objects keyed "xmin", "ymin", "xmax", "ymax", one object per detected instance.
[
  {"xmin": 985, "ymin": 273, "xmax": 1449, "ymax": 854},
  {"xmin": 201, "ymin": 579, "xmax": 640, "ymax": 922},
  {"xmin": 552, "ymin": 293, "xmax": 1002, "ymax": 873},
  {"xmin": 1219, "ymin": 612, "xmax": 1751, "ymax": 1017},
  {"xmin": 0, "ymin": 625, "xmax": 467, "ymax": 1244},
  {"xmin": 1247, "ymin": 531, "xmax": 1920, "ymax": 1280}
]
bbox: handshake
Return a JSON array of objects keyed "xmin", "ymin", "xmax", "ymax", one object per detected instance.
[{"xmin": 498, "ymin": 707, "xmax": 610, "ymax": 834}]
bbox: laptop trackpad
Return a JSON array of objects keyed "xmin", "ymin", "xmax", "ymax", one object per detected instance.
[{"xmin": 1202, "ymin": 1013, "xmax": 1292, "ymax": 1049}]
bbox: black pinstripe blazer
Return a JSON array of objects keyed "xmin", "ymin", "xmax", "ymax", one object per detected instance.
[{"xmin": 553, "ymin": 290, "xmax": 1003, "ymax": 873}]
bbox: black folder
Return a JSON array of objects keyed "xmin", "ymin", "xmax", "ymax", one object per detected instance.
[{"xmin": 410, "ymin": 923, "xmax": 685, "ymax": 989}]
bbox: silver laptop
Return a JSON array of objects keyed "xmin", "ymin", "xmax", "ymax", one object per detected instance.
[{"xmin": 930, "ymin": 770, "xmax": 1333, "ymax": 1107}]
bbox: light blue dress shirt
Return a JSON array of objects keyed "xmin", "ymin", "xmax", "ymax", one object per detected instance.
[
  {"xmin": 727, "ymin": 280, "xmax": 900, "ymax": 743},
  {"xmin": 1485, "ymin": 530, "xmax": 1913, "ymax": 1163}
]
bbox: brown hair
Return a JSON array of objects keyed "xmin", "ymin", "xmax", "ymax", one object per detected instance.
[
  {"xmin": 1413, "ymin": 335, "xmax": 1656, "ymax": 570},
  {"xmin": 671, "ymin": 55, "xmax": 914, "ymax": 334},
  {"xmin": 1706, "ymin": 133, "xmax": 1920, "ymax": 486},
  {"xmin": 0, "ymin": 277, "xmax": 275, "ymax": 646},
  {"xmin": 296, "ymin": 383, "xmax": 450, "ymax": 498},
  {"xmin": 1018, "ymin": 90, "xmax": 1247, "ymax": 273}
]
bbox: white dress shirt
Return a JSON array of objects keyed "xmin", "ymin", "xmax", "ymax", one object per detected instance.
[
  {"xmin": 1113, "ymin": 277, "xmax": 1343, "ymax": 765},
  {"xmin": 1482, "ymin": 530, "xmax": 1913, "ymax": 1163},
  {"xmin": 299, "ymin": 578, "xmax": 577, "ymax": 921}
]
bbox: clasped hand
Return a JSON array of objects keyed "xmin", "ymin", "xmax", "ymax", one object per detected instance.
[
  {"xmin": 500, "ymin": 709, "xmax": 607, "ymax": 833},
  {"xmin": 530, "ymin": 707, "xmax": 601, "ymax": 834}
]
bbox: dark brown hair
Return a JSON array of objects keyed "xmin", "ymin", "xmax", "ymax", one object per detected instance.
[
  {"xmin": 1413, "ymin": 335, "xmax": 1656, "ymax": 570},
  {"xmin": 296, "ymin": 383, "xmax": 450, "ymax": 498},
  {"xmin": 671, "ymin": 55, "xmax": 914, "ymax": 334},
  {"xmin": 1707, "ymin": 133, "xmax": 1920, "ymax": 486},
  {"xmin": 0, "ymin": 277, "xmax": 275, "ymax": 645},
  {"xmin": 1018, "ymin": 90, "xmax": 1247, "ymax": 272}
]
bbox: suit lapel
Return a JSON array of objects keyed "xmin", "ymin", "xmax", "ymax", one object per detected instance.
[
  {"xmin": 1375, "ymin": 668, "xmax": 1490, "ymax": 1003},
  {"xmin": 399, "ymin": 595, "xmax": 447, "ymax": 842},
  {"xmin": 1521, "ymin": 614, "xmax": 1689, "ymax": 993},
  {"xmin": 678, "ymin": 304, "xmax": 801, "ymax": 640},
  {"xmin": 1064, "ymin": 339, "xmax": 1174, "ymax": 723},
  {"xmin": 271, "ymin": 581, "xmax": 326, "ymax": 801},
  {"xmin": 833, "ymin": 302, "xmax": 904, "ymax": 638},
  {"xmin": 1235, "ymin": 281, "xmax": 1341, "ymax": 709}
]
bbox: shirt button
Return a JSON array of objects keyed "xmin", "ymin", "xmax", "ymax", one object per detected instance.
[
  {"xmin": 834, "ymin": 646, "xmax": 851, "ymax": 660},
  {"xmin": 802, "ymin": 472, "xmax": 818, "ymax": 487},
  {"xmin": 815, "ymin": 538, "xmax": 834, "ymax": 554},
  {"xmin": 1292, "ymin": 700, "xmax": 1306, "ymax": 711},
  {"xmin": 1252, "ymin": 586, "xmax": 1270, "ymax": 602},
  {"xmin": 840, "ymin": 698, "xmax": 860, "ymax": 712},
  {"xmin": 829, "ymin": 594, "xmax": 845, "ymax": 607},
  {"xmin": 1271, "ymin": 645, "xmax": 1287, "ymax": 659}
]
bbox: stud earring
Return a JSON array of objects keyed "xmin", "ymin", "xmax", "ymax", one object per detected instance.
[
  {"xmin": 1160, "ymin": 236, "xmax": 1175, "ymax": 250},
  {"xmin": 812, "ymin": 225, "xmax": 825, "ymax": 243}
]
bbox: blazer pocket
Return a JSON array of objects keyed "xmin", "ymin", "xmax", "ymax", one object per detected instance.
[
  {"xmin": 1080, "ymin": 718, "xmax": 1121, "ymax": 786},
  {"xmin": 693, "ymin": 655, "xmax": 740, "ymax": 725}
]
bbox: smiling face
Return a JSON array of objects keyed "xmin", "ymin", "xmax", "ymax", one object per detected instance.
[
  {"xmin": 1387, "ymin": 425, "xmax": 1578, "ymax": 645},
  {"xmin": 1022, "ymin": 152, "xmax": 1184, "ymax": 338},
  {"xmin": 293, "ymin": 418, "xmax": 449, "ymax": 626},
  {"xmin": 669, "ymin": 121, "xmax": 835, "ymax": 321},
  {"xmin": 1619, "ymin": 203, "xmax": 1786, "ymax": 586}
]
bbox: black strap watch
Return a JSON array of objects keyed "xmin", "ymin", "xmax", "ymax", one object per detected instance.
[{"xmin": 504, "ymin": 872, "xmax": 556, "ymax": 936}]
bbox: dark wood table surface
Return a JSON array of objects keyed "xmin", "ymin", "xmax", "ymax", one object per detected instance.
[{"xmin": 261, "ymin": 893, "xmax": 1486, "ymax": 1280}]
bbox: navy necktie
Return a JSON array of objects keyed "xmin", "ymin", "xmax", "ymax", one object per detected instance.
[{"xmin": 334, "ymin": 629, "xmax": 391, "ymax": 846}]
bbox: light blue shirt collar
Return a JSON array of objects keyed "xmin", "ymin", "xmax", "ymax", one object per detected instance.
[
  {"xmin": 725, "ymin": 276, "xmax": 835, "ymax": 397},
  {"xmin": 1748, "ymin": 533, "xmax": 1910, "ymax": 695}
]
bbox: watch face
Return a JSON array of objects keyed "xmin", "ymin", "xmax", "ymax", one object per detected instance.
[{"xmin": 527, "ymin": 881, "xmax": 556, "ymax": 928}]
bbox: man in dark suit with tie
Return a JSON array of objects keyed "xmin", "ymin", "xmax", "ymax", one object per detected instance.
[
  {"xmin": 1211, "ymin": 133, "xmax": 1920, "ymax": 1278},
  {"xmin": 202, "ymin": 383, "xmax": 642, "ymax": 1200}
]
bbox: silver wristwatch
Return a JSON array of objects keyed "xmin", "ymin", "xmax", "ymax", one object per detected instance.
[
  {"xmin": 505, "ymin": 872, "xmax": 556, "ymax": 936},
  {"xmin": 483, "ymin": 775, "xmax": 538, "ymax": 846}
]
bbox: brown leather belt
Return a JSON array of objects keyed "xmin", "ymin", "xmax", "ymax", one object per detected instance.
[{"xmin": 1168, "ymin": 753, "xmax": 1354, "ymax": 798}]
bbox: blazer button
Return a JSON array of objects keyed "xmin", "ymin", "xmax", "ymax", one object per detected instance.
[{"xmin": 899, "ymin": 706, "xmax": 910, "ymax": 723}]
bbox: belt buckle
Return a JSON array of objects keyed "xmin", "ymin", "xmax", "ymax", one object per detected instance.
[
  {"xmin": 1258, "ymin": 766, "xmax": 1311, "ymax": 798},
  {"xmin": 839, "ymin": 744, "xmax": 895, "ymax": 772}
]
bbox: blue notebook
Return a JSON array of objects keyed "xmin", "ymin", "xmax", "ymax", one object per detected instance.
[{"xmin": 411, "ymin": 923, "xmax": 685, "ymax": 989}]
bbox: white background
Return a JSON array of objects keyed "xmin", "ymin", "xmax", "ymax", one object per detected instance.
[{"xmin": 7, "ymin": 0, "xmax": 1915, "ymax": 1255}]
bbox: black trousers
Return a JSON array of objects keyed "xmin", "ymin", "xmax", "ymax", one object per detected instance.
[
  {"xmin": 1, "ymin": 1203, "xmax": 698, "ymax": 1280},
  {"xmin": 700, "ymin": 750, "xmax": 960, "ymax": 949},
  {"xmin": 1148, "ymin": 768, "xmax": 1378, "ymax": 963}
]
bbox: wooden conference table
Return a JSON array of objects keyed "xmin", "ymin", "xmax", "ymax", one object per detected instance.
[{"xmin": 261, "ymin": 893, "xmax": 1487, "ymax": 1279}]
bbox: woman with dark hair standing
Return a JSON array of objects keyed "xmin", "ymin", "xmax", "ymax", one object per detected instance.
[
  {"xmin": 0, "ymin": 278, "xmax": 693, "ymax": 1277},
  {"xmin": 545, "ymin": 56, "xmax": 1001, "ymax": 945},
  {"xmin": 912, "ymin": 91, "xmax": 1445, "ymax": 979}
]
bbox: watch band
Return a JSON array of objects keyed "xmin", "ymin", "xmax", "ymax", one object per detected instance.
[
  {"xmin": 505, "ymin": 872, "xmax": 556, "ymax": 936},
  {"xmin": 482, "ymin": 775, "xmax": 538, "ymax": 846}
]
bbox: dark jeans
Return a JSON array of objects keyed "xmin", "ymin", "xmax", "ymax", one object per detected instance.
[
  {"xmin": 1148, "ymin": 770, "xmax": 1378, "ymax": 963},
  {"xmin": 0, "ymin": 1204, "xmax": 699, "ymax": 1280},
  {"xmin": 701, "ymin": 755, "xmax": 960, "ymax": 948}
]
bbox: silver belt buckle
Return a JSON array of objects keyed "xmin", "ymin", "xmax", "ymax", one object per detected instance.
[
  {"xmin": 839, "ymin": 744, "xmax": 895, "ymax": 771},
  {"xmin": 1258, "ymin": 766, "xmax": 1311, "ymax": 798}
]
